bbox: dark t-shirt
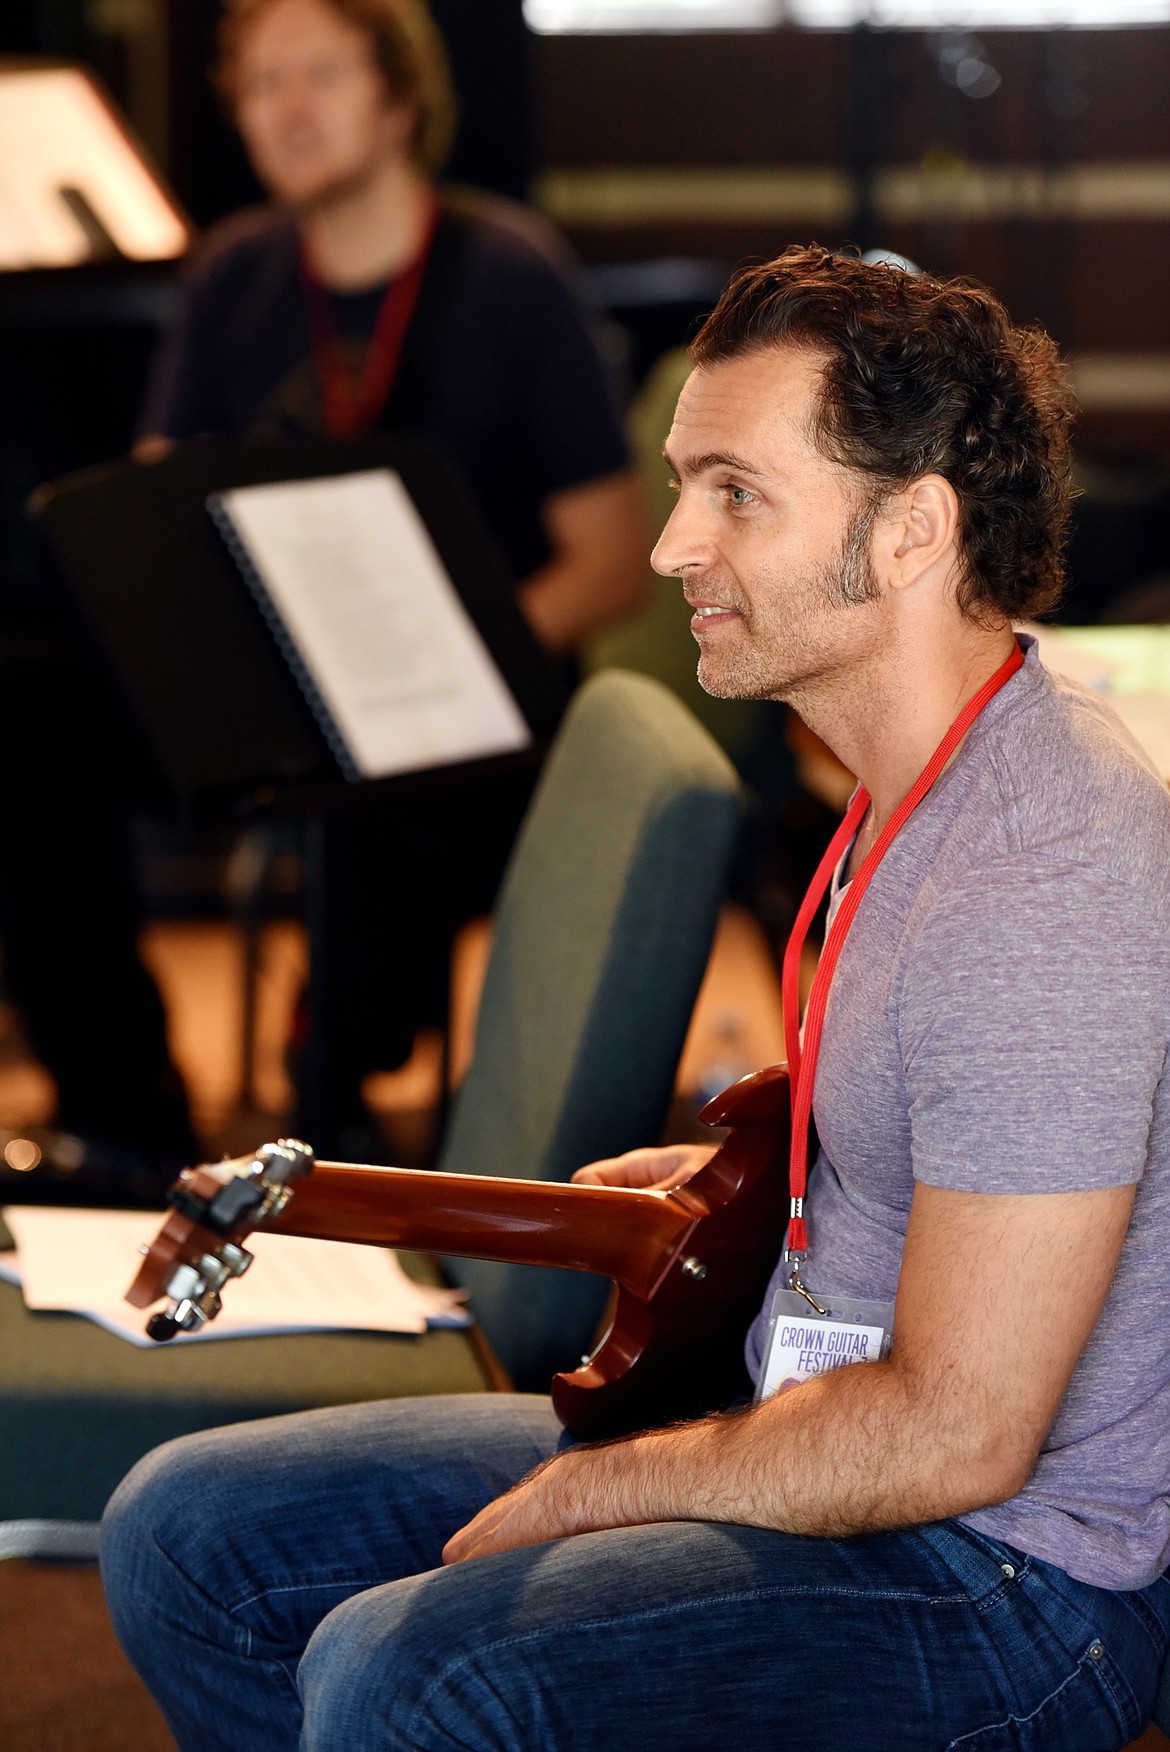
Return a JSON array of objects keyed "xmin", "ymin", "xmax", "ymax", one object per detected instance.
[{"xmin": 140, "ymin": 189, "xmax": 631, "ymax": 580}]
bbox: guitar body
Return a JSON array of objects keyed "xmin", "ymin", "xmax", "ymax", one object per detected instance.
[
  {"xmin": 551, "ymin": 1066, "xmax": 791, "ymax": 1438},
  {"xmin": 127, "ymin": 1067, "xmax": 793, "ymax": 1442}
]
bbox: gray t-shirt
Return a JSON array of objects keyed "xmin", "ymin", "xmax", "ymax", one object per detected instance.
[{"xmin": 745, "ymin": 636, "xmax": 1170, "ymax": 1590}]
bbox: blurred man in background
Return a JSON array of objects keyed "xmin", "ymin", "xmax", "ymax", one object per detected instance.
[
  {"xmin": 139, "ymin": 0, "xmax": 647, "ymax": 656},
  {"xmin": 140, "ymin": 0, "xmax": 650, "ymax": 1145},
  {"xmin": 0, "ymin": 0, "xmax": 646, "ymax": 1196}
]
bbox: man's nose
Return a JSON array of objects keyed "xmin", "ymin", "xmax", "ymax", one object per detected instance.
[
  {"xmin": 651, "ymin": 494, "xmax": 713, "ymax": 579},
  {"xmin": 272, "ymin": 80, "xmax": 316, "ymax": 126}
]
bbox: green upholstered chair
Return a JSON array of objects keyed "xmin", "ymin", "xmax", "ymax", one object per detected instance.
[
  {"xmin": 439, "ymin": 665, "xmax": 743, "ymax": 1390},
  {"xmin": 0, "ymin": 669, "xmax": 740, "ymax": 1549}
]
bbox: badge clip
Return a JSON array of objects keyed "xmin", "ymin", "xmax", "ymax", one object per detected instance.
[{"xmin": 786, "ymin": 1258, "xmax": 830, "ymax": 1317}]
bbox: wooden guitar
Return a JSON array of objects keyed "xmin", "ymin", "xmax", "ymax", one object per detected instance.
[{"xmin": 126, "ymin": 1065, "xmax": 792, "ymax": 1442}]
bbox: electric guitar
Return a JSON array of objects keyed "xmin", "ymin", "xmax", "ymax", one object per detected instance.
[{"xmin": 126, "ymin": 1064, "xmax": 792, "ymax": 1441}]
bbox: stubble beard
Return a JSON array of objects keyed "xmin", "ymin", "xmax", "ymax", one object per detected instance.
[
  {"xmin": 697, "ymin": 498, "xmax": 882, "ymax": 703},
  {"xmin": 262, "ymin": 120, "xmax": 392, "ymax": 217},
  {"xmin": 282, "ymin": 155, "xmax": 379, "ymax": 217}
]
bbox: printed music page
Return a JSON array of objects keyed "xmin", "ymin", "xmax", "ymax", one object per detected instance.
[
  {"xmin": 216, "ymin": 469, "xmax": 531, "ymax": 779},
  {"xmin": 0, "ymin": 1206, "xmax": 468, "ymax": 1346}
]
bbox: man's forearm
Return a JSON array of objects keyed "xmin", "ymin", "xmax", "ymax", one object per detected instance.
[
  {"xmin": 446, "ymin": 1184, "xmax": 1130, "ymax": 1566},
  {"xmin": 553, "ymin": 1361, "xmax": 1018, "ymax": 1540},
  {"xmin": 445, "ymin": 1356, "xmax": 1022, "ymax": 1565},
  {"xmin": 517, "ymin": 471, "xmax": 652, "ymax": 655},
  {"xmin": 518, "ymin": 551, "xmax": 647, "ymax": 654}
]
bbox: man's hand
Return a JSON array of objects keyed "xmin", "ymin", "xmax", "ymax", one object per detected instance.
[
  {"xmin": 442, "ymin": 1456, "xmax": 583, "ymax": 1565},
  {"xmin": 571, "ymin": 1141, "xmax": 717, "ymax": 1191}
]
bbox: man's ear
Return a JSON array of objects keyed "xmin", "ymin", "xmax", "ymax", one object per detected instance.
[{"xmin": 882, "ymin": 475, "xmax": 961, "ymax": 591}]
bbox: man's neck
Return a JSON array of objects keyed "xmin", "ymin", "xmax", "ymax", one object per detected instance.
[
  {"xmin": 297, "ymin": 158, "xmax": 432, "ymax": 292},
  {"xmin": 796, "ymin": 612, "xmax": 1019, "ymax": 841}
]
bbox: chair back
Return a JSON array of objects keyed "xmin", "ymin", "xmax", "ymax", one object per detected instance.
[{"xmin": 440, "ymin": 668, "xmax": 741, "ymax": 1388}]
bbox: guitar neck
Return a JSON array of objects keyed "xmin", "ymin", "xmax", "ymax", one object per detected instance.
[{"xmin": 271, "ymin": 1161, "xmax": 698, "ymax": 1299}]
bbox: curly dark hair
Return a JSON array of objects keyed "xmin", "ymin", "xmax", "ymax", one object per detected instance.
[
  {"xmin": 216, "ymin": 0, "xmax": 456, "ymax": 177},
  {"xmin": 690, "ymin": 245, "xmax": 1077, "ymax": 623}
]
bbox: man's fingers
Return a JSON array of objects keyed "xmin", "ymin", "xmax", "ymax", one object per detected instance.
[
  {"xmin": 572, "ymin": 1150, "xmax": 664, "ymax": 1187},
  {"xmin": 442, "ymin": 1498, "xmax": 507, "ymax": 1564},
  {"xmin": 442, "ymin": 1461, "xmax": 579, "ymax": 1564},
  {"xmin": 572, "ymin": 1143, "xmax": 719, "ymax": 1188}
]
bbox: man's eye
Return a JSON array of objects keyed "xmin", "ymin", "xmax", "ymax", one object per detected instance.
[{"xmin": 726, "ymin": 486, "xmax": 754, "ymax": 508}]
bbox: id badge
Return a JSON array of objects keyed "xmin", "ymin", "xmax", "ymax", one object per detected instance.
[{"xmin": 755, "ymin": 1288, "xmax": 895, "ymax": 1402}]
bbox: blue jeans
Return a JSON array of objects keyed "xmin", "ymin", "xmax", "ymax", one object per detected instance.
[{"xmin": 100, "ymin": 1394, "xmax": 1170, "ymax": 1751}]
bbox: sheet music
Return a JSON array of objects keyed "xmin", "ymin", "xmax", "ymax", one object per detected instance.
[
  {"xmin": 215, "ymin": 469, "xmax": 531, "ymax": 779},
  {"xmin": 0, "ymin": 1206, "xmax": 469, "ymax": 1347}
]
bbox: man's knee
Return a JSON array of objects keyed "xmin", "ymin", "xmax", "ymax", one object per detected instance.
[
  {"xmin": 300, "ymin": 1577, "xmax": 441, "ymax": 1752},
  {"xmin": 300, "ymin": 1567, "xmax": 541, "ymax": 1752},
  {"xmin": 100, "ymin": 1425, "xmax": 260, "ymax": 1638},
  {"xmin": 100, "ymin": 1433, "xmax": 210, "ymax": 1655}
]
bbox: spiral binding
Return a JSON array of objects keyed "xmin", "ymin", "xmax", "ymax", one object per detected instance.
[{"xmin": 207, "ymin": 492, "xmax": 362, "ymax": 782}]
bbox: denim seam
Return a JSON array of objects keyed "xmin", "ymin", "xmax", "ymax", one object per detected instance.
[
  {"xmin": 945, "ymin": 1645, "xmax": 1127, "ymax": 1748},
  {"xmin": 922, "ymin": 1524, "xmax": 1036, "ymax": 1610},
  {"xmin": 148, "ymin": 1529, "xmax": 303, "ymax": 1701},
  {"xmin": 1090, "ymin": 1649, "xmax": 1138, "ymax": 1733},
  {"xmin": 971, "ymin": 1578, "xmax": 1016, "ymax": 1615},
  {"xmin": 406, "ymin": 1581, "xmax": 969, "ymax": 1740},
  {"xmin": 150, "ymin": 1531, "xmax": 258, "ymax": 1662},
  {"xmin": 1111, "ymin": 1585, "xmax": 1168, "ymax": 1656},
  {"xmin": 242, "ymin": 1571, "xmax": 970, "ymax": 1620},
  {"xmin": 228, "ymin": 1574, "xmax": 410, "ymax": 1616}
]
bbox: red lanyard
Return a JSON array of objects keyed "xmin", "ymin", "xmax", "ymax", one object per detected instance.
[
  {"xmin": 299, "ymin": 196, "xmax": 440, "ymax": 437},
  {"xmin": 779, "ymin": 639, "xmax": 1025, "ymax": 1270}
]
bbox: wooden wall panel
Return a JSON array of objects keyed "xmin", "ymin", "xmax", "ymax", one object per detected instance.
[
  {"xmin": 536, "ymin": 27, "xmax": 1170, "ymax": 170},
  {"xmin": 534, "ymin": 24, "xmax": 1170, "ymax": 456},
  {"xmin": 537, "ymin": 30, "xmax": 847, "ymax": 167}
]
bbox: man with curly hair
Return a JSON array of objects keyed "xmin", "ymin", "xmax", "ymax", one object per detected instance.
[{"xmin": 102, "ymin": 247, "xmax": 1170, "ymax": 1751}]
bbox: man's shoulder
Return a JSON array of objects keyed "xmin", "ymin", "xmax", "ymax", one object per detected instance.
[
  {"xmin": 441, "ymin": 186, "xmax": 582, "ymax": 287},
  {"xmin": 180, "ymin": 204, "xmax": 298, "ymax": 297},
  {"xmin": 1003, "ymin": 661, "xmax": 1169, "ymax": 827},
  {"xmin": 968, "ymin": 657, "xmax": 1170, "ymax": 907}
]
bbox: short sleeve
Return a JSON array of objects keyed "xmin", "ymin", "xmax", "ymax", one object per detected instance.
[
  {"xmin": 137, "ymin": 277, "xmax": 210, "ymax": 441},
  {"xmin": 900, "ymin": 856, "xmax": 1170, "ymax": 1193},
  {"xmin": 501, "ymin": 248, "xmax": 631, "ymax": 498},
  {"xmin": 136, "ymin": 209, "xmax": 293, "ymax": 441}
]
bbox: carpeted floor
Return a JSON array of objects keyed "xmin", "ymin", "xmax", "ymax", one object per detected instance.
[{"xmin": 2, "ymin": 1560, "xmax": 173, "ymax": 1751}]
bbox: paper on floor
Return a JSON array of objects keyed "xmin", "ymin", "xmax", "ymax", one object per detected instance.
[{"xmin": 0, "ymin": 1205, "xmax": 469, "ymax": 1346}]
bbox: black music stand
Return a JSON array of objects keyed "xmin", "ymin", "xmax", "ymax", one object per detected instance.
[{"xmin": 34, "ymin": 434, "xmax": 566, "ymax": 1152}]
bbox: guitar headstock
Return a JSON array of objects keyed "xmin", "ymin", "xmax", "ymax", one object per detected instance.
[{"xmin": 125, "ymin": 1138, "xmax": 314, "ymax": 1341}]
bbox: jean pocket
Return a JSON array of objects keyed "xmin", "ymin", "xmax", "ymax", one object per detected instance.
[
  {"xmin": 948, "ymin": 1635, "xmax": 1144, "ymax": 1752},
  {"xmin": 916, "ymin": 1520, "xmax": 1031, "ymax": 1605}
]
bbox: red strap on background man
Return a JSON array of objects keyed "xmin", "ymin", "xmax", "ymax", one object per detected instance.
[
  {"xmin": 299, "ymin": 196, "xmax": 440, "ymax": 438},
  {"xmin": 779, "ymin": 639, "xmax": 1026, "ymax": 1263}
]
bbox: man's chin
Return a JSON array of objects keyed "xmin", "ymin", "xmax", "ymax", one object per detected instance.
[
  {"xmin": 696, "ymin": 658, "xmax": 772, "ymax": 703},
  {"xmin": 267, "ymin": 167, "xmax": 361, "ymax": 214}
]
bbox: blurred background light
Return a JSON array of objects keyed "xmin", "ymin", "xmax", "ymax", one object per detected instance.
[{"xmin": 525, "ymin": 0, "xmax": 1170, "ymax": 31}]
